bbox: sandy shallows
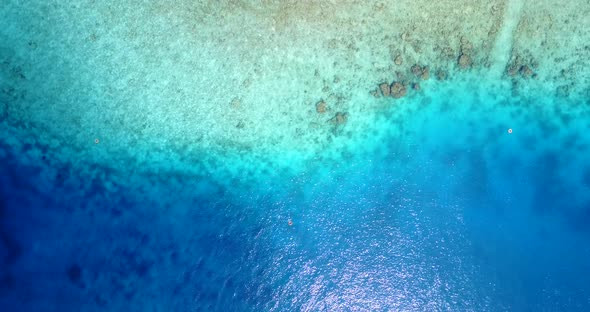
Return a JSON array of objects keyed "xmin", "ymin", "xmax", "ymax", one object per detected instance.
[{"xmin": 1, "ymin": 0, "xmax": 588, "ymax": 186}]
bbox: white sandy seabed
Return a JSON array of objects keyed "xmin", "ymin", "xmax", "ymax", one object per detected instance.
[{"xmin": 0, "ymin": 0, "xmax": 589, "ymax": 195}]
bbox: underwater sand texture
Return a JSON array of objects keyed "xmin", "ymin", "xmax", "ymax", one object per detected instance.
[
  {"xmin": 2, "ymin": 1, "xmax": 568, "ymax": 180},
  {"xmin": 2, "ymin": 0, "xmax": 588, "ymax": 187}
]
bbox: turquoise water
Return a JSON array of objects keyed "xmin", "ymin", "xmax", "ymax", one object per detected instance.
[{"xmin": 2, "ymin": 1, "xmax": 590, "ymax": 311}]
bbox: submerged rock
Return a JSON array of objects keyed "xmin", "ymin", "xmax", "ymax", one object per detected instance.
[
  {"xmin": 316, "ymin": 100, "xmax": 327, "ymax": 113},
  {"xmin": 390, "ymin": 82, "xmax": 407, "ymax": 98},
  {"xmin": 379, "ymin": 82, "xmax": 391, "ymax": 97},
  {"xmin": 458, "ymin": 53, "xmax": 472, "ymax": 69},
  {"xmin": 435, "ymin": 69, "xmax": 447, "ymax": 80},
  {"xmin": 506, "ymin": 63, "xmax": 520, "ymax": 76},
  {"xmin": 506, "ymin": 59, "xmax": 536, "ymax": 79},
  {"xmin": 394, "ymin": 55, "xmax": 403, "ymax": 65},
  {"xmin": 411, "ymin": 64, "xmax": 429, "ymax": 80},
  {"xmin": 329, "ymin": 112, "xmax": 349, "ymax": 125},
  {"xmin": 411, "ymin": 64, "xmax": 423, "ymax": 76},
  {"xmin": 519, "ymin": 65, "xmax": 534, "ymax": 78},
  {"xmin": 505, "ymin": 53, "xmax": 538, "ymax": 79}
]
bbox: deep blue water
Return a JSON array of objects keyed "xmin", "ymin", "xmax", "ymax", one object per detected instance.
[{"xmin": 2, "ymin": 76, "xmax": 590, "ymax": 311}]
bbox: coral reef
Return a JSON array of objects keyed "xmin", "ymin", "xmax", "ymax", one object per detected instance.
[
  {"xmin": 329, "ymin": 112, "xmax": 348, "ymax": 125},
  {"xmin": 391, "ymin": 82, "xmax": 407, "ymax": 98},
  {"xmin": 379, "ymin": 83, "xmax": 391, "ymax": 97},
  {"xmin": 315, "ymin": 100, "xmax": 327, "ymax": 114},
  {"xmin": 458, "ymin": 53, "xmax": 472, "ymax": 69}
]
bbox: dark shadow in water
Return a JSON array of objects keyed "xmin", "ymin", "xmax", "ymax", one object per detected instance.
[
  {"xmin": 529, "ymin": 151, "xmax": 590, "ymax": 236},
  {"xmin": 0, "ymin": 141, "xmax": 274, "ymax": 311},
  {"xmin": 0, "ymin": 230, "xmax": 21, "ymax": 267}
]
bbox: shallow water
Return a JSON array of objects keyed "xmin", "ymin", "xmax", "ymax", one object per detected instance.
[{"xmin": 2, "ymin": 1, "xmax": 590, "ymax": 311}]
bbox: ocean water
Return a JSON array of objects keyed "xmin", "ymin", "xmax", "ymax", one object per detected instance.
[{"xmin": 2, "ymin": 1, "xmax": 590, "ymax": 311}]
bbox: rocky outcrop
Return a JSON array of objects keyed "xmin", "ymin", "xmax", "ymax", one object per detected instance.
[
  {"xmin": 411, "ymin": 64, "xmax": 423, "ymax": 76},
  {"xmin": 457, "ymin": 37, "xmax": 473, "ymax": 69},
  {"xmin": 506, "ymin": 55, "xmax": 537, "ymax": 78},
  {"xmin": 391, "ymin": 82, "xmax": 407, "ymax": 98},
  {"xmin": 329, "ymin": 112, "xmax": 348, "ymax": 125},
  {"xmin": 379, "ymin": 83, "xmax": 391, "ymax": 97},
  {"xmin": 374, "ymin": 80, "xmax": 407, "ymax": 99},
  {"xmin": 315, "ymin": 100, "xmax": 327, "ymax": 113},
  {"xmin": 519, "ymin": 65, "xmax": 534, "ymax": 78},
  {"xmin": 435, "ymin": 69, "xmax": 447, "ymax": 80},
  {"xmin": 411, "ymin": 64, "xmax": 430, "ymax": 80},
  {"xmin": 458, "ymin": 53, "xmax": 472, "ymax": 69}
]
